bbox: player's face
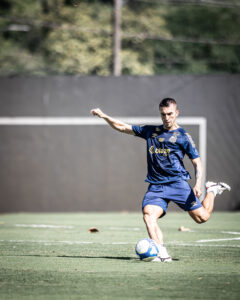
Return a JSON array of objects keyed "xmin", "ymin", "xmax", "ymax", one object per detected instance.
[{"xmin": 160, "ymin": 104, "xmax": 179, "ymax": 130}]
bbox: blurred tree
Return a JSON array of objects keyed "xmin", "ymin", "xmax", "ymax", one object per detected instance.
[
  {"xmin": 161, "ymin": 6, "xmax": 240, "ymax": 73},
  {"xmin": 43, "ymin": 2, "xmax": 113, "ymax": 75},
  {"xmin": 0, "ymin": 0, "xmax": 239, "ymax": 75},
  {"xmin": 122, "ymin": 1, "xmax": 240, "ymax": 74}
]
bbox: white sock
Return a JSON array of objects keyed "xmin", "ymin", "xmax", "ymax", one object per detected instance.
[
  {"xmin": 158, "ymin": 244, "xmax": 170, "ymax": 258},
  {"xmin": 207, "ymin": 187, "xmax": 217, "ymax": 196}
]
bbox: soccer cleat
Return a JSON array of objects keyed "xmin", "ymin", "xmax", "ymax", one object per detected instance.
[
  {"xmin": 206, "ymin": 181, "xmax": 231, "ymax": 196},
  {"xmin": 152, "ymin": 256, "xmax": 172, "ymax": 263},
  {"xmin": 152, "ymin": 245, "xmax": 172, "ymax": 262}
]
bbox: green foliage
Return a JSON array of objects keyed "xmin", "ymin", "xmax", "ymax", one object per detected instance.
[
  {"xmin": 165, "ymin": 6, "xmax": 240, "ymax": 40},
  {"xmin": 161, "ymin": 6, "xmax": 240, "ymax": 73},
  {"xmin": 0, "ymin": 36, "xmax": 46, "ymax": 76},
  {"xmin": 0, "ymin": 0, "xmax": 239, "ymax": 75},
  {"xmin": 43, "ymin": 2, "xmax": 113, "ymax": 75}
]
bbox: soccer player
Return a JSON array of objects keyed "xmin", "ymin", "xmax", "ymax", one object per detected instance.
[{"xmin": 91, "ymin": 98, "xmax": 231, "ymax": 262}]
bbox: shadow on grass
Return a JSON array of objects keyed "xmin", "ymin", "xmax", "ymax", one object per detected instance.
[
  {"xmin": 60, "ymin": 256, "xmax": 180, "ymax": 264},
  {"xmin": 59, "ymin": 255, "xmax": 179, "ymax": 262},
  {"xmin": 58, "ymin": 255, "xmax": 137, "ymax": 260},
  {"xmin": 7, "ymin": 254, "xmax": 179, "ymax": 261}
]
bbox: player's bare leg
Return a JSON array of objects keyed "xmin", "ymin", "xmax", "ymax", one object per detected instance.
[
  {"xmin": 189, "ymin": 181, "xmax": 231, "ymax": 224},
  {"xmin": 143, "ymin": 205, "xmax": 164, "ymax": 245},
  {"xmin": 143, "ymin": 205, "xmax": 172, "ymax": 262}
]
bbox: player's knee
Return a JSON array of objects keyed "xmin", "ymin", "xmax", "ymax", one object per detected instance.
[
  {"xmin": 189, "ymin": 209, "xmax": 210, "ymax": 224},
  {"xmin": 143, "ymin": 213, "xmax": 150, "ymax": 224},
  {"xmin": 143, "ymin": 213, "xmax": 155, "ymax": 226},
  {"xmin": 195, "ymin": 214, "xmax": 209, "ymax": 224}
]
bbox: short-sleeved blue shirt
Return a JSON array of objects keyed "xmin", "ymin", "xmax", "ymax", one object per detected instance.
[{"xmin": 132, "ymin": 124, "xmax": 199, "ymax": 184}]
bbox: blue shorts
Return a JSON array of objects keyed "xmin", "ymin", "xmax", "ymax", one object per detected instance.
[{"xmin": 142, "ymin": 180, "xmax": 202, "ymax": 217}]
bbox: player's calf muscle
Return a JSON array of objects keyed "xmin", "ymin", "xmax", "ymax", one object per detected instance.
[
  {"xmin": 189, "ymin": 209, "xmax": 210, "ymax": 224},
  {"xmin": 196, "ymin": 215, "xmax": 209, "ymax": 224}
]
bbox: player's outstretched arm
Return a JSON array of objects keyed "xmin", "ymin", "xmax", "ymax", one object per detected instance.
[
  {"xmin": 191, "ymin": 157, "xmax": 203, "ymax": 198},
  {"xmin": 91, "ymin": 108, "xmax": 134, "ymax": 135}
]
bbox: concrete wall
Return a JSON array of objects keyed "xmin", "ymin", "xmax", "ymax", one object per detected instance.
[{"xmin": 0, "ymin": 75, "xmax": 239, "ymax": 212}]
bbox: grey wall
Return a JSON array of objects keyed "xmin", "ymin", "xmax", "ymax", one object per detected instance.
[{"xmin": 0, "ymin": 75, "xmax": 239, "ymax": 212}]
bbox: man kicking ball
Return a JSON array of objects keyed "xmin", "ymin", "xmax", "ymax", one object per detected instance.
[{"xmin": 91, "ymin": 98, "xmax": 231, "ymax": 262}]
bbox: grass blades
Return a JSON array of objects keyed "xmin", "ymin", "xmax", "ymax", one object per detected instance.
[{"xmin": 0, "ymin": 212, "xmax": 239, "ymax": 300}]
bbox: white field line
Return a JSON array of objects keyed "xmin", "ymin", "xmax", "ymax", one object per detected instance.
[
  {"xmin": 0, "ymin": 240, "xmax": 93, "ymax": 245},
  {"xmin": 109, "ymin": 227, "xmax": 141, "ymax": 231},
  {"xmin": 0, "ymin": 239, "xmax": 130, "ymax": 245},
  {"xmin": 196, "ymin": 237, "xmax": 240, "ymax": 243},
  {"xmin": 221, "ymin": 231, "xmax": 240, "ymax": 235},
  {"xmin": 15, "ymin": 225, "xmax": 140, "ymax": 231},
  {"xmin": 0, "ymin": 239, "xmax": 240, "ymax": 248},
  {"xmin": 111, "ymin": 242, "xmax": 132, "ymax": 245},
  {"xmin": 15, "ymin": 224, "xmax": 73, "ymax": 229},
  {"xmin": 169, "ymin": 243, "xmax": 240, "ymax": 248}
]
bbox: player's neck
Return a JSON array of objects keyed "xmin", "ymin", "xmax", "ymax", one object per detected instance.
[{"xmin": 163, "ymin": 122, "xmax": 179, "ymax": 131}]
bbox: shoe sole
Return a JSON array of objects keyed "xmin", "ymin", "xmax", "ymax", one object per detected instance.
[
  {"xmin": 152, "ymin": 257, "xmax": 172, "ymax": 263},
  {"xmin": 219, "ymin": 182, "xmax": 231, "ymax": 191}
]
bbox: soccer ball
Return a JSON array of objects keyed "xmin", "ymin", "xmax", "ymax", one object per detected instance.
[{"xmin": 135, "ymin": 238, "xmax": 159, "ymax": 261}]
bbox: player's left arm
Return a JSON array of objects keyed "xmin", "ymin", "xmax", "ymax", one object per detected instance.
[{"xmin": 191, "ymin": 157, "xmax": 203, "ymax": 198}]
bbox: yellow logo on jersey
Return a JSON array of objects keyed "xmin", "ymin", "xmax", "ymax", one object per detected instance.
[
  {"xmin": 149, "ymin": 146, "xmax": 155, "ymax": 154},
  {"xmin": 151, "ymin": 133, "xmax": 158, "ymax": 138},
  {"xmin": 190, "ymin": 201, "xmax": 198, "ymax": 207},
  {"xmin": 149, "ymin": 146, "xmax": 170, "ymax": 156}
]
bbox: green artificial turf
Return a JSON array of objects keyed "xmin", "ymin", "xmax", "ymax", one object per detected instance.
[{"xmin": 0, "ymin": 212, "xmax": 239, "ymax": 300}]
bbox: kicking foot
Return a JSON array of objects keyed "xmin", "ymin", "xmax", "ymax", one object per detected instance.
[
  {"xmin": 152, "ymin": 245, "xmax": 172, "ymax": 262},
  {"xmin": 206, "ymin": 181, "xmax": 231, "ymax": 196}
]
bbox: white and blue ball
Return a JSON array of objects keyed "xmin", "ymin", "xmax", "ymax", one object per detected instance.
[{"xmin": 135, "ymin": 238, "xmax": 159, "ymax": 261}]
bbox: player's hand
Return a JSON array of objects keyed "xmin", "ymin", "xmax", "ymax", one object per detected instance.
[
  {"xmin": 193, "ymin": 185, "xmax": 202, "ymax": 198},
  {"xmin": 91, "ymin": 108, "xmax": 105, "ymax": 118}
]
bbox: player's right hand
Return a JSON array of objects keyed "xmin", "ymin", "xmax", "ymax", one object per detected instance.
[{"xmin": 91, "ymin": 108, "xmax": 105, "ymax": 118}]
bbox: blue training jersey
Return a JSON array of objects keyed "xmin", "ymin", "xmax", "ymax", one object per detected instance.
[{"xmin": 132, "ymin": 124, "xmax": 199, "ymax": 184}]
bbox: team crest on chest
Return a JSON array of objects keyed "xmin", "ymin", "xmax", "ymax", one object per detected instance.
[{"xmin": 169, "ymin": 132, "xmax": 180, "ymax": 144}]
